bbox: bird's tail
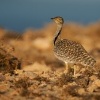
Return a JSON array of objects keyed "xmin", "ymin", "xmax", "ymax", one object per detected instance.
[{"xmin": 82, "ymin": 55, "xmax": 96, "ymax": 67}]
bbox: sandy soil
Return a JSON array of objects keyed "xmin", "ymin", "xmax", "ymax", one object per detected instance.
[{"xmin": 0, "ymin": 22, "xmax": 100, "ymax": 100}]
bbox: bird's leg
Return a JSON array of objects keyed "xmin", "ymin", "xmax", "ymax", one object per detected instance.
[
  {"xmin": 73, "ymin": 64, "xmax": 77, "ymax": 77},
  {"xmin": 73, "ymin": 64, "xmax": 82, "ymax": 77},
  {"xmin": 64, "ymin": 63, "xmax": 81, "ymax": 77},
  {"xmin": 69, "ymin": 63, "xmax": 74, "ymax": 75},
  {"xmin": 64, "ymin": 62, "xmax": 70, "ymax": 74}
]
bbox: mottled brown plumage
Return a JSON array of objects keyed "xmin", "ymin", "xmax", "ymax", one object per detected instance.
[{"xmin": 51, "ymin": 16, "xmax": 96, "ymax": 68}]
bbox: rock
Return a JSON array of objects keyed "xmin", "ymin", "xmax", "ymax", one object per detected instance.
[
  {"xmin": 77, "ymin": 88, "xmax": 85, "ymax": 95},
  {"xmin": 0, "ymin": 84, "xmax": 9, "ymax": 93},
  {"xmin": 93, "ymin": 79, "xmax": 100, "ymax": 87},
  {"xmin": 90, "ymin": 75, "xmax": 98, "ymax": 81},
  {"xmin": 0, "ymin": 73, "xmax": 6, "ymax": 81},
  {"xmin": 87, "ymin": 79, "xmax": 100, "ymax": 92}
]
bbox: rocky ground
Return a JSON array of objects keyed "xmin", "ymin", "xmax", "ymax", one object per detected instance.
[{"xmin": 0, "ymin": 22, "xmax": 100, "ymax": 100}]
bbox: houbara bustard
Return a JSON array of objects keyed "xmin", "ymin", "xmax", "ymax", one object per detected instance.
[{"xmin": 51, "ymin": 16, "xmax": 96, "ymax": 76}]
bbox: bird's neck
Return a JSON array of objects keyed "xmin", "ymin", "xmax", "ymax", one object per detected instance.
[{"xmin": 53, "ymin": 24, "xmax": 62, "ymax": 45}]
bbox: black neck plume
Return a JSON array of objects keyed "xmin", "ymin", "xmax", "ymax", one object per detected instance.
[{"xmin": 53, "ymin": 24, "xmax": 62, "ymax": 45}]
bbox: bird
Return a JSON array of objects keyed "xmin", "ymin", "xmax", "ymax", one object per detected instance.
[{"xmin": 51, "ymin": 16, "xmax": 96, "ymax": 76}]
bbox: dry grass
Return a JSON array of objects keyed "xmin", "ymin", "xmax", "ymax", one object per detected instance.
[{"xmin": 0, "ymin": 22, "xmax": 100, "ymax": 99}]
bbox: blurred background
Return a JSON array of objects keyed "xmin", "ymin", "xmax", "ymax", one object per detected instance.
[
  {"xmin": 0, "ymin": 0, "xmax": 100, "ymax": 71},
  {"xmin": 0, "ymin": 0, "xmax": 100, "ymax": 31}
]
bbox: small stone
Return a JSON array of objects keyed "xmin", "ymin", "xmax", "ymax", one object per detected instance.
[
  {"xmin": 0, "ymin": 73, "xmax": 5, "ymax": 81},
  {"xmin": 90, "ymin": 75, "xmax": 98, "ymax": 81},
  {"xmin": 77, "ymin": 88, "xmax": 85, "ymax": 95},
  {"xmin": 0, "ymin": 84, "xmax": 9, "ymax": 93},
  {"xmin": 94, "ymin": 79, "xmax": 100, "ymax": 87}
]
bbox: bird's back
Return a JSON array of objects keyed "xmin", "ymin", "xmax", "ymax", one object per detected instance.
[{"xmin": 54, "ymin": 39, "xmax": 96, "ymax": 67}]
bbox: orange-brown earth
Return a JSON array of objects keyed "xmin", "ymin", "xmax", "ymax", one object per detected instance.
[{"xmin": 0, "ymin": 22, "xmax": 100, "ymax": 100}]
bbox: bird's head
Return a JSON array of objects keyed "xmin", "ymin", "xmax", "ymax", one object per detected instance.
[{"xmin": 51, "ymin": 16, "xmax": 64, "ymax": 25}]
